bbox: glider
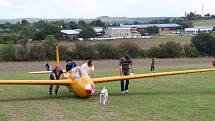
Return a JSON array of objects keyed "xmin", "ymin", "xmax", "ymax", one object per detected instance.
[{"xmin": 0, "ymin": 46, "xmax": 215, "ymax": 98}]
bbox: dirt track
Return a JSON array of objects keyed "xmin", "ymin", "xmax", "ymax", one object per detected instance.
[{"xmin": 0, "ymin": 58, "xmax": 214, "ymax": 74}]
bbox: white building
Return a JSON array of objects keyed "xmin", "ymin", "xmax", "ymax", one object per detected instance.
[
  {"xmin": 105, "ymin": 27, "xmax": 140, "ymax": 38},
  {"xmin": 185, "ymin": 26, "xmax": 213, "ymax": 35}
]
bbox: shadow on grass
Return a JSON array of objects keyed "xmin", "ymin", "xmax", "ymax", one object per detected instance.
[
  {"xmin": 0, "ymin": 93, "xmax": 90, "ymax": 102},
  {"xmin": 1, "ymin": 90, "xmax": 215, "ymax": 102},
  {"xmin": 94, "ymin": 90, "xmax": 215, "ymax": 97}
]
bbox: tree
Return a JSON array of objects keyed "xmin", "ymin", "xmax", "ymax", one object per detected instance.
[
  {"xmin": 191, "ymin": 32, "xmax": 215, "ymax": 56},
  {"xmin": 212, "ymin": 27, "xmax": 215, "ymax": 32},
  {"xmin": 145, "ymin": 26, "xmax": 159, "ymax": 35},
  {"xmin": 20, "ymin": 26, "xmax": 35, "ymax": 39},
  {"xmin": 44, "ymin": 35, "xmax": 57, "ymax": 45},
  {"xmin": 133, "ymin": 21, "xmax": 140, "ymax": 25},
  {"xmin": 21, "ymin": 19, "xmax": 30, "ymax": 26},
  {"xmin": 62, "ymin": 21, "xmax": 78, "ymax": 29},
  {"xmin": 42, "ymin": 23, "xmax": 60, "ymax": 39},
  {"xmin": 69, "ymin": 21, "xmax": 78, "ymax": 29},
  {"xmin": 33, "ymin": 32, "xmax": 46, "ymax": 41},
  {"xmin": 174, "ymin": 19, "xmax": 193, "ymax": 30},
  {"xmin": 78, "ymin": 20, "xmax": 87, "ymax": 29},
  {"xmin": 185, "ymin": 12, "xmax": 202, "ymax": 20},
  {"xmin": 90, "ymin": 20, "xmax": 105, "ymax": 27},
  {"xmin": 204, "ymin": 13, "xmax": 211, "ymax": 18},
  {"xmin": 79, "ymin": 26, "xmax": 97, "ymax": 39},
  {"xmin": 33, "ymin": 20, "xmax": 47, "ymax": 29},
  {"xmin": 147, "ymin": 18, "xmax": 170, "ymax": 24},
  {"xmin": 42, "ymin": 35, "xmax": 57, "ymax": 60}
]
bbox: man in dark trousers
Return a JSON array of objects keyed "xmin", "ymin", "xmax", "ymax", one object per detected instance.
[
  {"xmin": 49, "ymin": 64, "xmax": 63, "ymax": 95},
  {"xmin": 119, "ymin": 55, "xmax": 134, "ymax": 94},
  {"xmin": 150, "ymin": 58, "xmax": 155, "ymax": 72},
  {"xmin": 45, "ymin": 62, "xmax": 50, "ymax": 71}
]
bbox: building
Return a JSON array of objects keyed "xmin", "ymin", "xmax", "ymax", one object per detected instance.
[
  {"xmin": 60, "ymin": 27, "xmax": 105, "ymax": 40},
  {"xmin": 121, "ymin": 23, "xmax": 180, "ymax": 32},
  {"xmin": 185, "ymin": 26, "xmax": 213, "ymax": 35},
  {"xmin": 105, "ymin": 27, "xmax": 141, "ymax": 38},
  {"xmin": 60, "ymin": 30, "xmax": 80, "ymax": 40}
]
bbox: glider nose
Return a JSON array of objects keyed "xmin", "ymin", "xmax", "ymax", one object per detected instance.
[{"xmin": 85, "ymin": 83, "xmax": 95, "ymax": 96}]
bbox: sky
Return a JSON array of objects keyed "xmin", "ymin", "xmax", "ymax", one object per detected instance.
[{"xmin": 0, "ymin": 0, "xmax": 215, "ymax": 19}]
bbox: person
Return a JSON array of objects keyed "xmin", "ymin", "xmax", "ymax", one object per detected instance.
[
  {"xmin": 150, "ymin": 58, "xmax": 155, "ymax": 72},
  {"xmin": 119, "ymin": 55, "xmax": 134, "ymax": 94},
  {"xmin": 49, "ymin": 64, "xmax": 63, "ymax": 95},
  {"xmin": 45, "ymin": 62, "xmax": 50, "ymax": 71},
  {"xmin": 65, "ymin": 58, "xmax": 77, "ymax": 92},
  {"xmin": 66, "ymin": 58, "xmax": 77, "ymax": 72},
  {"xmin": 81, "ymin": 60, "xmax": 95, "ymax": 77}
]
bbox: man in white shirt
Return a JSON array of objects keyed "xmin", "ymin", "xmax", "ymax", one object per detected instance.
[{"xmin": 81, "ymin": 60, "xmax": 95, "ymax": 77}]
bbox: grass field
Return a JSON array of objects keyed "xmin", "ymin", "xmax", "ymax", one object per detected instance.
[
  {"xmin": 0, "ymin": 58, "xmax": 215, "ymax": 121},
  {"xmin": 193, "ymin": 19, "xmax": 215, "ymax": 26},
  {"xmin": 59, "ymin": 35, "xmax": 191, "ymax": 50}
]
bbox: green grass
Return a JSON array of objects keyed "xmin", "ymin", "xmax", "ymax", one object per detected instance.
[{"xmin": 1, "ymin": 66, "xmax": 215, "ymax": 120}]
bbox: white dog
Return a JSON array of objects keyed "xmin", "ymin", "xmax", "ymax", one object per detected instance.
[{"xmin": 100, "ymin": 87, "xmax": 108, "ymax": 106}]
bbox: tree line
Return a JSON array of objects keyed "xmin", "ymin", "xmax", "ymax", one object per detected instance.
[
  {"xmin": 3, "ymin": 11, "xmax": 215, "ymax": 44},
  {"xmin": 1, "ymin": 32, "xmax": 215, "ymax": 61},
  {"xmin": 0, "ymin": 19, "xmax": 109, "ymax": 44}
]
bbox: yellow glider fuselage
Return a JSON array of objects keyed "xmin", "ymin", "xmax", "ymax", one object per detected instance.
[{"xmin": 65, "ymin": 73, "xmax": 96, "ymax": 97}]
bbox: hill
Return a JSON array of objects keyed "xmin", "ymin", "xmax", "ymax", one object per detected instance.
[
  {"xmin": 0, "ymin": 16, "xmax": 179, "ymax": 24},
  {"xmin": 193, "ymin": 19, "xmax": 215, "ymax": 26}
]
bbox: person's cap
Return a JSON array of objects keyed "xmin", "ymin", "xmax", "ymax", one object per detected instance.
[{"xmin": 55, "ymin": 64, "xmax": 61, "ymax": 69}]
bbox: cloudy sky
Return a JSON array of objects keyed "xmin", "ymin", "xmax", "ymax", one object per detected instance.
[{"xmin": 0, "ymin": 0, "xmax": 215, "ymax": 19}]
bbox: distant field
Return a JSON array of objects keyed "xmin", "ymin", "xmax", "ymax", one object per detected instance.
[
  {"xmin": 0, "ymin": 58, "xmax": 215, "ymax": 121},
  {"xmin": 193, "ymin": 19, "xmax": 215, "ymax": 26},
  {"xmin": 59, "ymin": 35, "xmax": 191, "ymax": 50}
]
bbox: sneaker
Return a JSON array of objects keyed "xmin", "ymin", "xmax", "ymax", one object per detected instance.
[
  {"xmin": 125, "ymin": 90, "xmax": 128, "ymax": 93},
  {"xmin": 120, "ymin": 91, "xmax": 125, "ymax": 94}
]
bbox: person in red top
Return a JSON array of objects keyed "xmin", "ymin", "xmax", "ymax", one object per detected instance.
[
  {"xmin": 49, "ymin": 64, "xmax": 63, "ymax": 95},
  {"xmin": 119, "ymin": 55, "xmax": 134, "ymax": 94}
]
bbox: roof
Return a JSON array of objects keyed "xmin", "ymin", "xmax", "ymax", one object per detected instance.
[
  {"xmin": 93, "ymin": 27, "xmax": 103, "ymax": 33},
  {"xmin": 60, "ymin": 30, "xmax": 79, "ymax": 35},
  {"xmin": 185, "ymin": 26, "xmax": 213, "ymax": 31},
  {"xmin": 121, "ymin": 24, "xmax": 180, "ymax": 28},
  {"xmin": 61, "ymin": 27, "xmax": 104, "ymax": 34},
  {"xmin": 106, "ymin": 27, "xmax": 131, "ymax": 30}
]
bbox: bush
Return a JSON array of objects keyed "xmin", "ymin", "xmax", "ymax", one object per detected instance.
[
  {"xmin": 146, "ymin": 47, "xmax": 160, "ymax": 57},
  {"xmin": 72, "ymin": 42, "xmax": 96, "ymax": 60},
  {"xmin": 191, "ymin": 32, "xmax": 215, "ymax": 56},
  {"xmin": 184, "ymin": 44, "xmax": 199, "ymax": 57},
  {"xmin": 28, "ymin": 44, "xmax": 46, "ymax": 61},
  {"xmin": 58, "ymin": 45, "xmax": 71, "ymax": 61},
  {"xmin": 158, "ymin": 41, "xmax": 183, "ymax": 58},
  {"xmin": 118, "ymin": 42, "xmax": 145, "ymax": 58},
  {"xmin": 0, "ymin": 43, "xmax": 16, "ymax": 61},
  {"xmin": 0, "ymin": 35, "xmax": 19, "ymax": 44},
  {"xmin": 15, "ymin": 46, "xmax": 29, "ymax": 61},
  {"xmin": 94, "ymin": 43, "xmax": 118, "ymax": 59}
]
